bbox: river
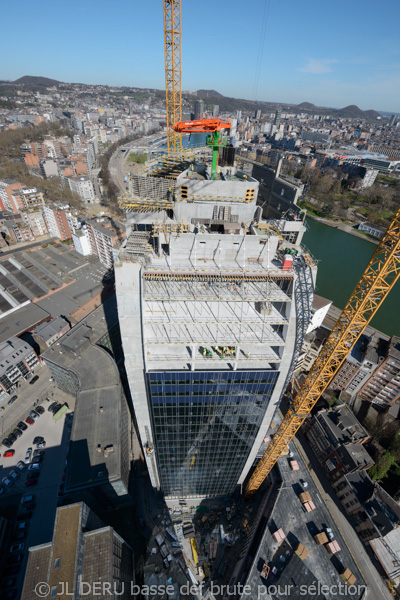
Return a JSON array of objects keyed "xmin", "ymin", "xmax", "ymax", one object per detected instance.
[{"xmin": 303, "ymin": 217, "xmax": 400, "ymax": 337}]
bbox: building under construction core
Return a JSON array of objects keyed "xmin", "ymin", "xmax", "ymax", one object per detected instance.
[{"xmin": 116, "ymin": 148, "xmax": 316, "ymax": 500}]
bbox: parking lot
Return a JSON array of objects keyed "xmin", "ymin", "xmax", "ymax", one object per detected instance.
[{"xmin": 0, "ymin": 405, "xmax": 73, "ymax": 596}]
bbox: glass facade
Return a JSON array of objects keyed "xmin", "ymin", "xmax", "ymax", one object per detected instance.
[{"xmin": 148, "ymin": 370, "xmax": 278, "ymax": 498}]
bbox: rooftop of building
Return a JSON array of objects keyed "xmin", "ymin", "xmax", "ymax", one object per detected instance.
[
  {"xmin": 316, "ymin": 403, "xmax": 370, "ymax": 445},
  {"xmin": 312, "ymin": 294, "xmax": 332, "ymax": 311},
  {"xmin": 370, "ymin": 528, "xmax": 400, "ymax": 583},
  {"xmin": 34, "ymin": 316, "xmax": 70, "ymax": 342},
  {"xmin": 42, "ymin": 298, "xmax": 124, "ymax": 491},
  {"xmin": 388, "ymin": 336, "xmax": 400, "ymax": 361}
]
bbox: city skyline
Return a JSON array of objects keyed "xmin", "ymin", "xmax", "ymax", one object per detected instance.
[{"xmin": 1, "ymin": 0, "xmax": 399, "ymax": 112}]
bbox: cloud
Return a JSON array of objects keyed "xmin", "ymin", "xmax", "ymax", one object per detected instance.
[{"xmin": 299, "ymin": 58, "xmax": 338, "ymax": 75}]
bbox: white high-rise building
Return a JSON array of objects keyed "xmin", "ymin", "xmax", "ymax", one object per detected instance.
[{"xmin": 116, "ymin": 152, "xmax": 316, "ymax": 501}]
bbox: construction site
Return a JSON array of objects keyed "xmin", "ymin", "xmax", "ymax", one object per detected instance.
[{"xmin": 113, "ymin": 1, "xmax": 400, "ymax": 598}]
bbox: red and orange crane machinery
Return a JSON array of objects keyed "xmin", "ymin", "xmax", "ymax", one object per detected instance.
[{"xmin": 173, "ymin": 118, "xmax": 231, "ymax": 178}]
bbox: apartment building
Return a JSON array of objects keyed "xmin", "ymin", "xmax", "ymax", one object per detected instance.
[
  {"xmin": 21, "ymin": 503, "xmax": 134, "ymax": 600},
  {"xmin": 21, "ymin": 209, "xmax": 48, "ymax": 237},
  {"xmin": 304, "ymin": 403, "xmax": 374, "ymax": 482},
  {"xmin": 358, "ymin": 336, "xmax": 400, "ymax": 409},
  {"xmin": 67, "ymin": 176, "xmax": 96, "ymax": 203},
  {"xmin": 42, "ymin": 204, "xmax": 72, "ymax": 240},
  {"xmin": 86, "ymin": 218, "xmax": 124, "ymax": 267},
  {"xmin": 0, "ymin": 336, "xmax": 39, "ymax": 394}
]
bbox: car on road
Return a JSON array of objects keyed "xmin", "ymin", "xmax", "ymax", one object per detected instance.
[
  {"xmin": 25, "ymin": 416, "xmax": 34, "ymax": 425},
  {"xmin": 2, "ymin": 438, "xmax": 13, "ymax": 448},
  {"xmin": 12, "ymin": 428, "xmax": 23, "ymax": 438},
  {"xmin": 16, "ymin": 461, "xmax": 26, "ymax": 472},
  {"xmin": 35, "ymin": 406, "xmax": 45, "ymax": 415},
  {"xmin": 33, "ymin": 436, "xmax": 44, "ymax": 445},
  {"xmin": 36, "ymin": 441, "xmax": 46, "ymax": 449},
  {"xmin": 3, "ymin": 450, "xmax": 15, "ymax": 458},
  {"xmin": 24, "ymin": 448, "xmax": 32, "ymax": 464},
  {"xmin": 9, "ymin": 471, "xmax": 19, "ymax": 482},
  {"xmin": 2, "ymin": 477, "xmax": 12, "ymax": 487},
  {"xmin": 25, "ymin": 479, "xmax": 38, "ymax": 487},
  {"xmin": 29, "ymin": 375, "xmax": 39, "ymax": 385},
  {"xmin": 9, "ymin": 543, "xmax": 24, "ymax": 553},
  {"xmin": 28, "ymin": 463, "xmax": 41, "ymax": 471},
  {"xmin": 7, "ymin": 396, "xmax": 17, "ymax": 405},
  {"xmin": 17, "ymin": 421, "xmax": 28, "ymax": 431}
]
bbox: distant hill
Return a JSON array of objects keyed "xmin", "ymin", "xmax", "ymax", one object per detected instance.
[
  {"xmin": 13, "ymin": 75, "xmax": 62, "ymax": 86},
  {"xmin": 364, "ymin": 109, "xmax": 381, "ymax": 119},
  {"xmin": 297, "ymin": 102, "xmax": 316, "ymax": 110},
  {"xmin": 196, "ymin": 89, "xmax": 224, "ymax": 98}
]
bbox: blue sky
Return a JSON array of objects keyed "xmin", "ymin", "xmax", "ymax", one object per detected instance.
[{"xmin": 1, "ymin": 0, "xmax": 400, "ymax": 112}]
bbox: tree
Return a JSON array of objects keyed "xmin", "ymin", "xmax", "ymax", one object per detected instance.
[{"xmin": 368, "ymin": 451, "xmax": 397, "ymax": 481}]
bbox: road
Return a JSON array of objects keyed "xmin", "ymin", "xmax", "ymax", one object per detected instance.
[
  {"xmin": 109, "ymin": 134, "xmax": 166, "ymax": 193},
  {"xmin": 295, "ymin": 431, "xmax": 393, "ymax": 600}
]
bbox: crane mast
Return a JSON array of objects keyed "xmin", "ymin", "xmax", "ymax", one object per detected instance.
[
  {"xmin": 245, "ymin": 205, "xmax": 400, "ymax": 498},
  {"xmin": 163, "ymin": 0, "xmax": 182, "ymax": 153}
]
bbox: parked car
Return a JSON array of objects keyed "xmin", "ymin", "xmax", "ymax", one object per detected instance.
[
  {"xmin": 24, "ymin": 448, "xmax": 32, "ymax": 464},
  {"xmin": 17, "ymin": 421, "xmax": 28, "ymax": 431},
  {"xmin": 33, "ymin": 449, "xmax": 44, "ymax": 458},
  {"xmin": 32, "ymin": 456, "xmax": 42, "ymax": 464},
  {"xmin": 51, "ymin": 403, "xmax": 62, "ymax": 414},
  {"xmin": 9, "ymin": 471, "xmax": 19, "ymax": 481},
  {"xmin": 25, "ymin": 417, "xmax": 34, "ymax": 426},
  {"xmin": 3, "ymin": 449, "xmax": 15, "ymax": 458},
  {"xmin": 2, "ymin": 477, "xmax": 12, "ymax": 487},
  {"xmin": 48, "ymin": 402, "xmax": 57, "ymax": 412},
  {"xmin": 17, "ymin": 511, "xmax": 33, "ymax": 521},
  {"xmin": 12, "ymin": 429, "xmax": 23, "ymax": 439},
  {"xmin": 1, "ymin": 577, "xmax": 17, "ymax": 589},
  {"xmin": 25, "ymin": 479, "xmax": 38, "ymax": 487},
  {"xmin": 6, "ymin": 552, "xmax": 24, "ymax": 564},
  {"xmin": 16, "ymin": 461, "xmax": 26, "ymax": 472},
  {"xmin": 0, "ymin": 485, "xmax": 5, "ymax": 496},
  {"xmin": 9, "ymin": 543, "xmax": 24, "ymax": 553},
  {"xmin": 35, "ymin": 406, "xmax": 45, "ymax": 415},
  {"xmin": 36, "ymin": 441, "xmax": 46, "ymax": 449},
  {"xmin": 8, "ymin": 433, "xmax": 17, "ymax": 443},
  {"xmin": 33, "ymin": 436, "xmax": 44, "ymax": 445},
  {"xmin": 2, "ymin": 438, "xmax": 13, "ymax": 448},
  {"xmin": 29, "ymin": 411, "xmax": 39, "ymax": 421},
  {"xmin": 16, "ymin": 521, "xmax": 29, "ymax": 530},
  {"xmin": 1, "ymin": 590, "xmax": 18, "ymax": 600},
  {"xmin": 28, "ymin": 463, "xmax": 41, "ymax": 471},
  {"xmin": 12, "ymin": 531, "xmax": 26, "ymax": 541},
  {"xmin": 29, "ymin": 375, "xmax": 39, "ymax": 385},
  {"xmin": 29, "ymin": 471, "xmax": 40, "ymax": 479},
  {"xmin": 0, "ymin": 407, "xmax": 4, "ymax": 413},
  {"xmin": 7, "ymin": 396, "xmax": 17, "ymax": 405},
  {"xmin": 6, "ymin": 565, "xmax": 21, "ymax": 575}
]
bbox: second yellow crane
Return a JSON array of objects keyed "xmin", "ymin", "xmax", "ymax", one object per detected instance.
[
  {"xmin": 163, "ymin": 0, "xmax": 182, "ymax": 154},
  {"xmin": 245, "ymin": 205, "xmax": 400, "ymax": 497}
]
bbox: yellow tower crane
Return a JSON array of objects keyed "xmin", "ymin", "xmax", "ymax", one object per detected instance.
[
  {"xmin": 163, "ymin": 0, "xmax": 182, "ymax": 153},
  {"xmin": 244, "ymin": 205, "xmax": 400, "ymax": 498}
]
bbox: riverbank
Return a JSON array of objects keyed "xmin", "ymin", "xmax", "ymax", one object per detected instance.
[
  {"xmin": 323, "ymin": 304, "xmax": 390, "ymax": 342},
  {"xmin": 307, "ymin": 214, "xmax": 379, "ymax": 245}
]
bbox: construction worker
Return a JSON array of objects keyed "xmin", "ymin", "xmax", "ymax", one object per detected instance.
[
  {"xmin": 246, "ymin": 352, "xmax": 250, "ymax": 358},
  {"xmin": 203, "ymin": 347, "xmax": 207, "ymax": 357}
]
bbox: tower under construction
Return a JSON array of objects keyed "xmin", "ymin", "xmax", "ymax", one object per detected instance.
[{"xmin": 116, "ymin": 147, "xmax": 316, "ymax": 500}]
